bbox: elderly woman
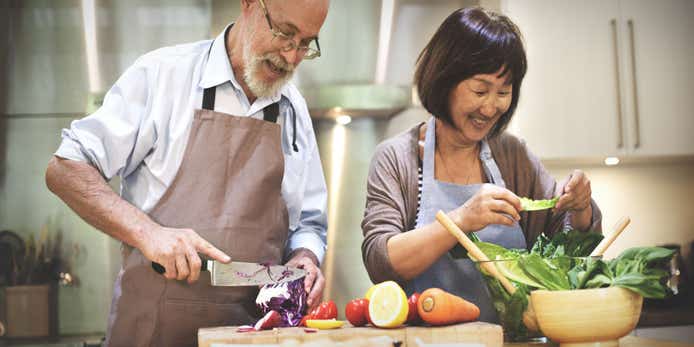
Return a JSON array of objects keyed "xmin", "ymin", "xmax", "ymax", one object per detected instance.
[{"xmin": 361, "ymin": 7, "xmax": 602, "ymax": 323}]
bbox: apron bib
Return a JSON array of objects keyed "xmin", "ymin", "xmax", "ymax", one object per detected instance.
[
  {"xmin": 407, "ymin": 117, "xmax": 526, "ymax": 323},
  {"xmin": 106, "ymin": 54, "xmax": 289, "ymax": 346}
]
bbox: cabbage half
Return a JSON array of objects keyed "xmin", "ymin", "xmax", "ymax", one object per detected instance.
[{"xmin": 256, "ymin": 277, "xmax": 307, "ymax": 327}]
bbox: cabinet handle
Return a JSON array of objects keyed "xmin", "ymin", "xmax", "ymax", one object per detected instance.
[
  {"xmin": 628, "ymin": 19, "xmax": 641, "ymax": 149},
  {"xmin": 611, "ymin": 19, "xmax": 625, "ymax": 149}
]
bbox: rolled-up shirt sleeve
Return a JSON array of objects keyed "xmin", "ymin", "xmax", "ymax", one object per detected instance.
[
  {"xmin": 55, "ymin": 57, "xmax": 154, "ymax": 181},
  {"xmin": 285, "ymin": 128, "xmax": 328, "ymax": 265}
]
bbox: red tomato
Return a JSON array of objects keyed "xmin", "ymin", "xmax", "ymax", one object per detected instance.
[
  {"xmin": 345, "ymin": 298, "xmax": 369, "ymax": 327},
  {"xmin": 310, "ymin": 300, "xmax": 338, "ymax": 320},
  {"xmin": 406, "ymin": 292, "xmax": 421, "ymax": 324},
  {"xmin": 365, "ymin": 303, "xmax": 373, "ymax": 326}
]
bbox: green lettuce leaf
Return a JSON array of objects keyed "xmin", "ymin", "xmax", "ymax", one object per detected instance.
[{"xmin": 520, "ymin": 197, "xmax": 559, "ymax": 211}]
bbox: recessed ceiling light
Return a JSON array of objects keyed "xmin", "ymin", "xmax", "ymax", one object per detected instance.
[{"xmin": 604, "ymin": 157, "xmax": 620, "ymax": 166}]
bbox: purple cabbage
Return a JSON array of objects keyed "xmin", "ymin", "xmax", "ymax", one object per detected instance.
[{"xmin": 255, "ymin": 277, "xmax": 307, "ymax": 327}]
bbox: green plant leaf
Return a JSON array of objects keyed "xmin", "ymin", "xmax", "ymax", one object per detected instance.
[
  {"xmin": 520, "ymin": 197, "xmax": 559, "ymax": 211},
  {"xmin": 519, "ymin": 254, "xmax": 571, "ymax": 290}
]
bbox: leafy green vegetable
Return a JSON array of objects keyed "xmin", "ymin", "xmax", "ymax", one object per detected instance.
[
  {"xmin": 475, "ymin": 241, "xmax": 525, "ymax": 260},
  {"xmin": 473, "ymin": 230, "xmax": 673, "ymax": 341},
  {"xmin": 518, "ymin": 253, "xmax": 571, "ymax": 290},
  {"xmin": 495, "ymin": 257, "xmax": 546, "ymax": 289},
  {"xmin": 481, "ymin": 271, "xmax": 530, "ymax": 341},
  {"xmin": 520, "ymin": 197, "xmax": 559, "ymax": 211},
  {"xmin": 531, "ymin": 229, "xmax": 604, "ymax": 258},
  {"xmin": 572, "ymin": 246, "xmax": 675, "ymax": 298}
]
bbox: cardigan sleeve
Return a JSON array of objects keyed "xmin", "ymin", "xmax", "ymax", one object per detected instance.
[{"xmin": 360, "ymin": 138, "xmax": 415, "ymax": 285}]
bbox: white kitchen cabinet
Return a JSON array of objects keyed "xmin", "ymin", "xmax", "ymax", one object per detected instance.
[
  {"xmin": 501, "ymin": 0, "xmax": 694, "ymax": 160},
  {"xmin": 619, "ymin": 0, "xmax": 694, "ymax": 156}
]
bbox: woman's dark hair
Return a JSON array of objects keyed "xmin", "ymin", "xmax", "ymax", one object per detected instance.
[{"xmin": 414, "ymin": 7, "xmax": 527, "ymax": 138}]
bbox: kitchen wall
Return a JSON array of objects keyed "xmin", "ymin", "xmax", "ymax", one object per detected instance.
[
  {"xmin": 0, "ymin": 116, "xmax": 116, "ymax": 335},
  {"xmin": 1, "ymin": 0, "xmax": 213, "ymax": 335},
  {"xmin": 545, "ymin": 161, "xmax": 694, "ymax": 261}
]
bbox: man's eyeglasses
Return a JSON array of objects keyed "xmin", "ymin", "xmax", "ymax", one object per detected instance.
[{"xmin": 258, "ymin": 0, "xmax": 321, "ymax": 60}]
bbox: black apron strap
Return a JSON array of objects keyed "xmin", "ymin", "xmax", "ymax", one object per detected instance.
[
  {"xmin": 263, "ymin": 102, "xmax": 279, "ymax": 123},
  {"xmin": 202, "ymin": 86, "xmax": 216, "ymax": 110}
]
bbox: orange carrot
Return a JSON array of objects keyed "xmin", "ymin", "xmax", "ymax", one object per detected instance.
[{"xmin": 417, "ymin": 288, "xmax": 480, "ymax": 326}]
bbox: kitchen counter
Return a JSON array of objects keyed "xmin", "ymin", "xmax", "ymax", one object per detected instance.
[
  {"xmin": 505, "ymin": 336, "xmax": 694, "ymax": 347},
  {"xmin": 200, "ymin": 323, "xmax": 694, "ymax": 347}
]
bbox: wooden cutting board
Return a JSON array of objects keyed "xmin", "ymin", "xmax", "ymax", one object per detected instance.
[{"xmin": 199, "ymin": 322, "xmax": 503, "ymax": 347}]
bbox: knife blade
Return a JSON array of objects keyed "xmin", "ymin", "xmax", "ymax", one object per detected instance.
[{"xmin": 151, "ymin": 260, "xmax": 306, "ymax": 286}]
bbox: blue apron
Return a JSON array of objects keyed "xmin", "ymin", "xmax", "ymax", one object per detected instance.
[{"xmin": 406, "ymin": 117, "xmax": 527, "ymax": 323}]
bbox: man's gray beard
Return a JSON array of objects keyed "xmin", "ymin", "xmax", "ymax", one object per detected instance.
[{"xmin": 242, "ymin": 40, "xmax": 295, "ymax": 98}]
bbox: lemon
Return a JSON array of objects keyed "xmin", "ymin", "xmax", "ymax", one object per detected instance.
[
  {"xmin": 306, "ymin": 319, "xmax": 344, "ymax": 330},
  {"xmin": 367, "ymin": 281, "xmax": 409, "ymax": 328},
  {"xmin": 365, "ymin": 284, "xmax": 378, "ymax": 300}
]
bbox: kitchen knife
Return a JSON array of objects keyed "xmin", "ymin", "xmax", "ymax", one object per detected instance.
[{"xmin": 151, "ymin": 260, "xmax": 306, "ymax": 286}]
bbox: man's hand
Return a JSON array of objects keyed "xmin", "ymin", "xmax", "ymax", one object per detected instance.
[
  {"xmin": 286, "ymin": 248, "xmax": 324, "ymax": 311},
  {"xmin": 139, "ymin": 227, "xmax": 230, "ymax": 284}
]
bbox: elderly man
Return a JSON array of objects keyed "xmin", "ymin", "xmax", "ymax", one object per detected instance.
[{"xmin": 45, "ymin": 0, "xmax": 330, "ymax": 345}]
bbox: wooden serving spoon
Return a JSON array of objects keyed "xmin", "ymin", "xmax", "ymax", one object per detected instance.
[
  {"xmin": 434, "ymin": 211, "xmax": 539, "ymax": 329},
  {"xmin": 590, "ymin": 216, "xmax": 631, "ymax": 257}
]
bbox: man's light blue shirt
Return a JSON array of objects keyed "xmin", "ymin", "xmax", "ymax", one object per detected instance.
[{"xmin": 55, "ymin": 26, "xmax": 328, "ymax": 263}]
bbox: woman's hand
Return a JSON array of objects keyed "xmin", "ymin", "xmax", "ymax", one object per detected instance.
[
  {"xmin": 555, "ymin": 170, "xmax": 592, "ymax": 212},
  {"xmin": 449, "ymin": 184, "xmax": 522, "ymax": 233},
  {"xmin": 555, "ymin": 169, "xmax": 593, "ymax": 230}
]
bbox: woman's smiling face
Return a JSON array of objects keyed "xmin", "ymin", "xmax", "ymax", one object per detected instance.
[{"xmin": 446, "ymin": 68, "xmax": 513, "ymax": 144}]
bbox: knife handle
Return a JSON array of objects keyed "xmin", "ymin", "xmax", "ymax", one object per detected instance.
[{"xmin": 151, "ymin": 260, "xmax": 208, "ymax": 274}]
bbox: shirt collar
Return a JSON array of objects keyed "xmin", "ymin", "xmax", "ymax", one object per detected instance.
[{"xmin": 198, "ymin": 23, "xmax": 287, "ymax": 104}]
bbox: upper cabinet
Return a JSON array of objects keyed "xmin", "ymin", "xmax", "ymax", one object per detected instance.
[{"xmin": 502, "ymin": 0, "xmax": 694, "ymax": 160}]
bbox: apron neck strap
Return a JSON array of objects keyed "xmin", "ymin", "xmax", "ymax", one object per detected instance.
[
  {"xmin": 422, "ymin": 117, "xmax": 437, "ymax": 180},
  {"xmin": 423, "ymin": 117, "xmax": 506, "ymax": 187},
  {"xmin": 202, "ymin": 87, "xmax": 216, "ymax": 110},
  {"xmin": 201, "ymin": 85, "xmax": 280, "ymax": 123}
]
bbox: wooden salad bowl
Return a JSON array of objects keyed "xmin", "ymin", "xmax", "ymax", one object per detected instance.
[{"xmin": 530, "ymin": 286, "xmax": 642, "ymax": 347}]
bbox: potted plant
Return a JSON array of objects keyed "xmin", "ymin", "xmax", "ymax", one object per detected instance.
[{"xmin": 0, "ymin": 227, "xmax": 72, "ymax": 339}]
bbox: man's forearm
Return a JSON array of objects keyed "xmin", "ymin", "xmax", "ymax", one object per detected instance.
[{"xmin": 45, "ymin": 156, "xmax": 157, "ymax": 249}]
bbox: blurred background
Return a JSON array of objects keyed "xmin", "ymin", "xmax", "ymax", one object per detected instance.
[{"xmin": 0, "ymin": 0, "xmax": 693, "ymax": 345}]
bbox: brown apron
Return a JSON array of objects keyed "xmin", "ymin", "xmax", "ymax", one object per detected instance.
[{"xmin": 105, "ymin": 83, "xmax": 289, "ymax": 347}]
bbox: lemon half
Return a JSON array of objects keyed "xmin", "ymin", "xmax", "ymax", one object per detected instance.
[
  {"xmin": 367, "ymin": 281, "xmax": 409, "ymax": 328},
  {"xmin": 365, "ymin": 284, "xmax": 377, "ymax": 300}
]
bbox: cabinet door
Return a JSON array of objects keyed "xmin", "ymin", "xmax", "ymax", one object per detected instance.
[
  {"xmin": 502, "ymin": 0, "xmax": 626, "ymax": 160},
  {"xmin": 619, "ymin": 0, "xmax": 694, "ymax": 156}
]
